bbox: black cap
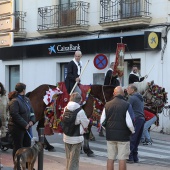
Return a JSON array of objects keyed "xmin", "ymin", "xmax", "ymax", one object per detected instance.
[{"xmin": 15, "ymin": 83, "xmax": 26, "ymax": 93}]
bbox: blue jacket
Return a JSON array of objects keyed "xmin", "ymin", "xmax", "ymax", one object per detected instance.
[{"xmin": 128, "ymin": 92, "xmax": 145, "ymax": 119}]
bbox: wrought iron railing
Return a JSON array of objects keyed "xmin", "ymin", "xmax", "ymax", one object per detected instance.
[
  {"xmin": 100, "ymin": 0, "xmax": 151, "ymax": 23},
  {"xmin": 14, "ymin": 11, "xmax": 26, "ymax": 32},
  {"xmin": 37, "ymin": 1, "xmax": 89, "ymax": 31}
]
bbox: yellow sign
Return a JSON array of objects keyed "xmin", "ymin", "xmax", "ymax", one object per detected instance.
[
  {"xmin": 148, "ymin": 32, "xmax": 159, "ymax": 49},
  {"xmin": 144, "ymin": 31, "xmax": 161, "ymax": 50}
]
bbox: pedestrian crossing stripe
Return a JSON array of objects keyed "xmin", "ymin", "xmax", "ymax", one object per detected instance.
[
  {"xmin": 44, "ymin": 148, "xmax": 107, "ymax": 166},
  {"xmin": 45, "ymin": 140, "xmax": 170, "ymax": 160}
]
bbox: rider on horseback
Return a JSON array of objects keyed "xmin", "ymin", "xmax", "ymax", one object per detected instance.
[{"xmin": 65, "ymin": 51, "xmax": 82, "ymax": 95}]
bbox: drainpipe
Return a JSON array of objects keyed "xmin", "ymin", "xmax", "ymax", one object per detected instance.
[
  {"xmin": 161, "ymin": 26, "xmax": 170, "ymax": 86},
  {"xmin": 160, "ymin": 26, "xmax": 170, "ymax": 133}
]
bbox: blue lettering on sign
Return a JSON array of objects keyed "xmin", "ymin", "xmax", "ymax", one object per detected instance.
[{"xmin": 48, "ymin": 44, "xmax": 81, "ymax": 54}]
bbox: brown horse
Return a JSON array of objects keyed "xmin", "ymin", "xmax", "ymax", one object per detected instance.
[
  {"xmin": 26, "ymin": 81, "xmax": 167, "ymax": 157},
  {"xmin": 26, "ymin": 84, "xmax": 116, "ymax": 157}
]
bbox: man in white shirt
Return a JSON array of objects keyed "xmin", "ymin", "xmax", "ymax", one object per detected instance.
[{"xmin": 62, "ymin": 92, "xmax": 89, "ymax": 170}]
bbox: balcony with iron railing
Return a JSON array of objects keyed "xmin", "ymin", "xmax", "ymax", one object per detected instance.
[
  {"xmin": 99, "ymin": 0, "xmax": 152, "ymax": 30},
  {"xmin": 14, "ymin": 11, "xmax": 27, "ymax": 39},
  {"xmin": 37, "ymin": 1, "xmax": 90, "ymax": 35}
]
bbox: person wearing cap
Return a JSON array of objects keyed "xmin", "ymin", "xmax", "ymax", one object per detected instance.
[
  {"xmin": 8, "ymin": 83, "xmax": 35, "ymax": 161},
  {"xmin": 65, "ymin": 51, "xmax": 82, "ymax": 95}
]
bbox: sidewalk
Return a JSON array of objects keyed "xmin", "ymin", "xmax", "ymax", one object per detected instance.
[{"xmin": 1, "ymin": 131, "xmax": 170, "ymax": 170}]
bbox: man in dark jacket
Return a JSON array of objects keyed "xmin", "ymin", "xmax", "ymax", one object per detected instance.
[
  {"xmin": 128, "ymin": 65, "xmax": 147, "ymax": 84},
  {"xmin": 8, "ymin": 83, "xmax": 35, "ymax": 160},
  {"xmin": 65, "ymin": 51, "xmax": 82, "ymax": 95},
  {"xmin": 100, "ymin": 86, "xmax": 135, "ymax": 170},
  {"xmin": 104, "ymin": 62, "xmax": 120, "ymax": 86},
  {"xmin": 126, "ymin": 84, "xmax": 145, "ymax": 163}
]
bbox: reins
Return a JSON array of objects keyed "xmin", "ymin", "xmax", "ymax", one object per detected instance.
[{"xmin": 102, "ymin": 85, "xmax": 107, "ymax": 103}]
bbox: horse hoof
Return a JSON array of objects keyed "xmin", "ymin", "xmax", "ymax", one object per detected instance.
[
  {"xmin": 87, "ymin": 153, "xmax": 95, "ymax": 157},
  {"xmin": 48, "ymin": 148, "xmax": 56, "ymax": 152},
  {"xmin": 45, "ymin": 145, "xmax": 56, "ymax": 152}
]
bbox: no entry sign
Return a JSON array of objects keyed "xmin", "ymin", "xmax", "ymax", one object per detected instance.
[{"xmin": 93, "ymin": 54, "xmax": 108, "ymax": 70}]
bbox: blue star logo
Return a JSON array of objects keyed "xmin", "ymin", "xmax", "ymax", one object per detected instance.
[
  {"xmin": 48, "ymin": 45, "xmax": 56, "ymax": 54},
  {"xmin": 150, "ymin": 37, "xmax": 156, "ymax": 44}
]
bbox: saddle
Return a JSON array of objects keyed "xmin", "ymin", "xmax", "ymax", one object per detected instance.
[{"xmin": 44, "ymin": 82, "xmax": 91, "ymax": 135}]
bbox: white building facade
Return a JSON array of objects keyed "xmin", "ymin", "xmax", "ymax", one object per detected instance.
[{"xmin": 1, "ymin": 0, "xmax": 170, "ymax": 133}]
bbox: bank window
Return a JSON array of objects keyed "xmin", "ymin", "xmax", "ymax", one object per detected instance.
[
  {"xmin": 9, "ymin": 65, "xmax": 20, "ymax": 92},
  {"xmin": 93, "ymin": 73, "xmax": 105, "ymax": 85},
  {"xmin": 60, "ymin": 63, "xmax": 68, "ymax": 82}
]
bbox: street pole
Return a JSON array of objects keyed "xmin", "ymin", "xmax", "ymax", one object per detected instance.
[{"xmin": 38, "ymin": 128, "xmax": 44, "ymax": 170}]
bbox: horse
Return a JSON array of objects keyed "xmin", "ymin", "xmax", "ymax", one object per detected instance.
[
  {"xmin": 26, "ymin": 81, "xmax": 168, "ymax": 157},
  {"xmin": 132, "ymin": 80, "xmax": 168, "ymax": 126},
  {"xmin": 26, "ymin": 84, "xmax": 116, "ymax": 157}
]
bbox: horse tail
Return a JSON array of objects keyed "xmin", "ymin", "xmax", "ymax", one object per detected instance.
[{"xmin": 26, "ymin": 91, "xmax": 32, "ymax": 97}]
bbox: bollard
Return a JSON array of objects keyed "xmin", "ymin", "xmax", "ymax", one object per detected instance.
[{"xmin": 38, "ymin": 128, "xmax": 44, "ymax": 170}]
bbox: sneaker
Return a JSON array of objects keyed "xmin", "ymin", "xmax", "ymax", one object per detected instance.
[
  {"xmin": 143, "ymin": 142, "xmax": 148, "ymax": 145},
  {"xmin": 148, "ymin": 141, "xmax": 152, "ymax": 145},
  {"xmin": 134, "ymin": 159, "xmax": 139, "ymax": 163},
  {"xmin": 126, "ymin": 159, "xmax": 134, "ymax": 163},
  {"xmin": 140, "ymin": 140, "xmax": 145, "ymax": 143}
]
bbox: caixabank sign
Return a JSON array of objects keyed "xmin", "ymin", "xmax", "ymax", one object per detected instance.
[
  {"xmin": 144, "ymin": 31, "xmax": 162, "ymax": 50},
  {"xmin": 0, "ymin": 33, "xmax": 161, "ymax": 60}
]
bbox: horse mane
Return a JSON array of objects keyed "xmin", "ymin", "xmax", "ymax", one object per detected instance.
[
  {"xmin": 90, "ymin": 84, "xmax": 116, "ymax": 103},
  {"xmin": 26, "ymin": 84, "xmax": 57, "ymax": 97}
]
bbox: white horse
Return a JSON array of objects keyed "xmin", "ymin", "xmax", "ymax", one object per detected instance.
[{"xmin": 132, "ymin": 80, "xmax": 167, "ymax": 114}]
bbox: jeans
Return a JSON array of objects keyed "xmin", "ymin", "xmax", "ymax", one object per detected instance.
[
  {"xmin": 129, "ymin": 118, "xmax": 145, "ymax": 161},
  {"xmin": 141, "ymin": 116, "xmax": 157, "ymax": 142}
]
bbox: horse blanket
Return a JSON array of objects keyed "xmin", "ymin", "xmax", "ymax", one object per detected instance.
[{"xmin": 43, "ymin": 82, "xmax": 104, "ymax": 135}]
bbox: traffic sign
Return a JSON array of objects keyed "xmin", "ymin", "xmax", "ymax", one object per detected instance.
[
  {"xmin": 0, "ymin": 32, "xmax": 13, "ymax": 47},
  {"xmin": 93, "ymin": 54, "xmax": 108, "ymax": 70},
  {"xmin": 0, "ymin": 0, "xmax": 14, "ymax": 16},
  {"xmin": 0, "ymin": 15, "xmax": 15, "ymax": 32}
]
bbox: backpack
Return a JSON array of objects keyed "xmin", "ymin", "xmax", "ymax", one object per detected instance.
[{"xmin": 62, "ymin": 107, "xmax": 82, "ymax": 136}]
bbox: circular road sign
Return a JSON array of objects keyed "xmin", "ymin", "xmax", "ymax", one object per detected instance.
[{"xmin": 93, "ymin": 54, "xmax": 108, "ymax": 70}]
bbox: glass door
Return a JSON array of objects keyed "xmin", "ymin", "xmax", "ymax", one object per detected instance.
[{"xmin": 9, "ymin": 65, "xmax": 20, "ymax": 91}]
